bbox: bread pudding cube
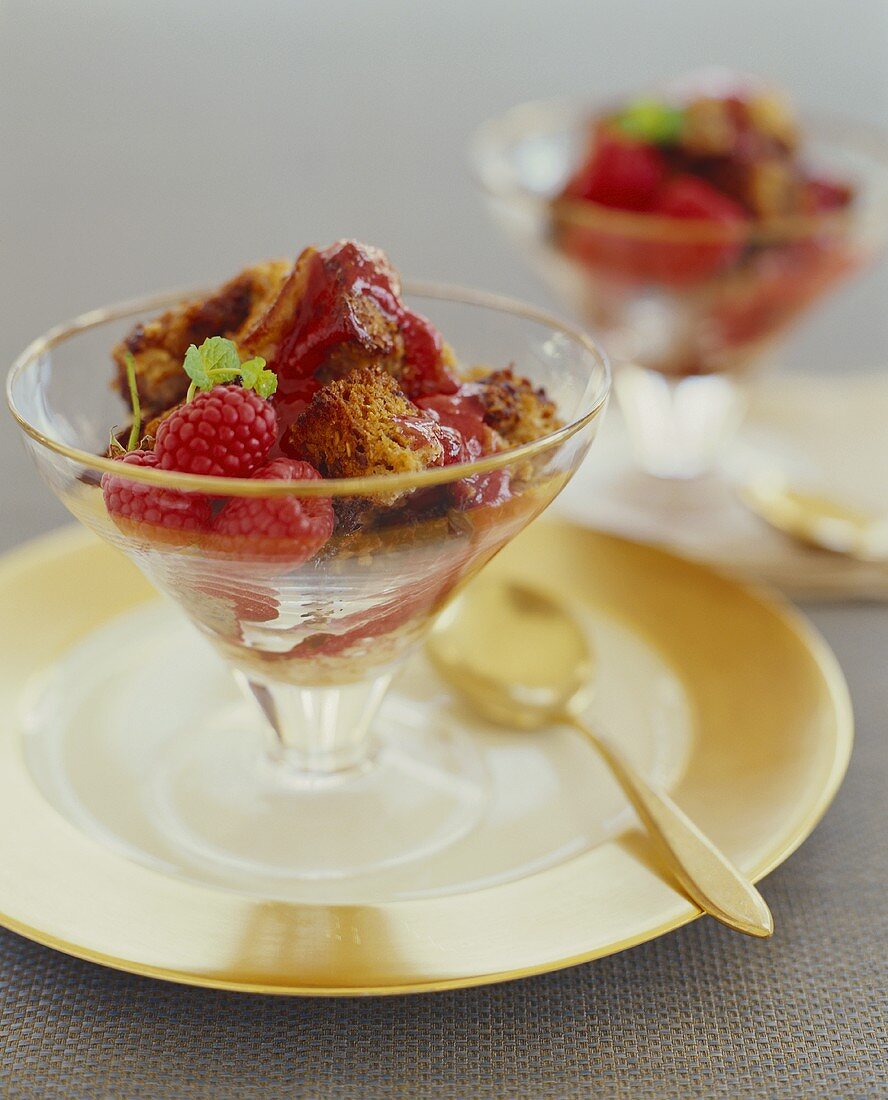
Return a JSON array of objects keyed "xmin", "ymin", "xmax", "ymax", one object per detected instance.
[
  {"xmin": 241, "ymin": 244, "xmax": 402, "ymax": 381},
  {"xmin": 293, "ymin": 366, "xmax": 446, "ymax": 481},
  {"xmin": 241, "ymin": 240, "xmax": 458, "ymax": 403},
  {"xmin": 112, "ymin": 261, "xmax": 289, "ymax": 418},
  {"xmin": 471, "ymin": 368, "xmax": 560, "ymax": 447},
  {"xmin": 746, "ymin": 91, "xmax": 798, "ymax": 153},
  {"xmin": 744, "ymin": 158, "xmax": 800, "ymax": 218},
  {"xmin": 680, "ymin": 96, "xmax": 741, "ymax": 158}
]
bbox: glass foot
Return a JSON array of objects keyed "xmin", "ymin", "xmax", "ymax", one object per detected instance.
[
  {"xmin": 23, "ymin": 601, "xmax": 692, "ymax": 903},
  {"xmin": 149, "ymin": 707, "xmax": 486, "ymax": 881}
]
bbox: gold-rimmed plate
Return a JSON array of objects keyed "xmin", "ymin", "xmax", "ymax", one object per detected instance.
[{"xmin": 0, "ymin": 522, "xmax": 851, "ymax": 994}]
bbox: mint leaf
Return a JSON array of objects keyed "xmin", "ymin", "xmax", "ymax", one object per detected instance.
[
  {"xmin": 616, "ymin": 99, "xmax": 683, "ymax": 144},
  {"xmin": 200, "ymin": 336, "xmax": 242, "ymax": 380},
  {"xmin": 253, "ymin": 370, "xmax": 278, "ymax": 398},
  {"xmin": 238, "ymin": 356, "xmax": 263, "ymax": 388},
  {"xmin": 182, "ymin": 336, "xmax": 277, "ymax": 401},
  {"xmin": 240, "ymin": 356, "xmax": 277, "ymax": 397},
  {"xmin": 183, "ymin": 343, "xmax": 212, "ymax": 391}
]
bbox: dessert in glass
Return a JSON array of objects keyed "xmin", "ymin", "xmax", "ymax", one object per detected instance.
[
  {"xmin": 472, "ymin": 71, "xmax": 888, "ymax": 477},
  {"xmin": 7, "ymin": 240, "xmax": 609, "ymax": 890}
]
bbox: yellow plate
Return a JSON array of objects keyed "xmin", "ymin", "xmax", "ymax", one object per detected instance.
[{"xmin": 0, "ymin": 522, "xmax": 851, "ymax": 995}]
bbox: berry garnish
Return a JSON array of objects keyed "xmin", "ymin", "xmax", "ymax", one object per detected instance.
[
  {"xmin": 155, "ymin": 385, "xmax": 277, "ymax": 477},
  {"xmin": 101, "ymin": 449, "xmax": 212, "ymax": 537},
  {"xmin": 563, "ymin": 134, "xmax": 667, "ymax": 210},
  {"xmin": 148, "ymin": 336, "xmax": 279, "ymax": 477},
  {"xmin": 417, "ymin": 388, "xmax": 513, "ymax": 510},
  {"xmin": 562, "ymin": 170, "xmax": 748, "ymax": 287},
  {"xmin": 210, "ymin": 458, "xmax": 334, "ymax": 565},
  {"xmin": 653, "ymin": 174, "xmax": 748, "ymax": 223},
  {"xmin": 647, "ymin": 175, "xmax": 748, "ymax": 283}
]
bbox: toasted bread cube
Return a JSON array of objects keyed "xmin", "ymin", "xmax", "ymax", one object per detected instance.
[
  {"xmin": 745, "ymin": 158, "xmax": 800, "ymax": 217},
  {"xmin": 240, "ymin": 244, "xmax": 402, "ymax": 377},
  {"xmin": 681, "ymin": 97, "xmax": 739, "ymax": 157},
  {"xmin": 294, "ymin": 366, "xmax": 444, "ymax": 480},
  {"xmin": 241, "ymin": 241, "xmax": 457, "ymax": 397},
  {"xmin": 113, "ymin": 260, "xmax": 290, "ymax": 418},
  {"xmin": 320, "ymin": 290, "xmax": 405, "ymax": 382},
  {"xmin": 472, "ymin": 369, "xmax": 560, "ymax": 446},
  {"xmin": 746, "ymin": 92, "xmax": 798, "ymax": 153}
]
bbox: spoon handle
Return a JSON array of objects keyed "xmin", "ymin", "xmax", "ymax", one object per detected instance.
[{"xmin": 567, "ymin": 715, "xmax": 774, "ymax": 938}]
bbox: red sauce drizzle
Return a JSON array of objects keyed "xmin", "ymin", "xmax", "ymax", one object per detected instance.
[
  {"xmin": 271, "ymin": 241, "xmax": 456, "ymax": 419},
  {"xmin": 417, "ymin": 385, "xmax": 496, "ymax": 460}
]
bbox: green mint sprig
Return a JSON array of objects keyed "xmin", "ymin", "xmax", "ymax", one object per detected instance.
[
  {"xmin": 183, "ymin": 336, "xmax": 277, "ymax": 402},
  {"xmin": 616, "ymin": 98, "xmax": 683, "ymax": 145},
  {"xmin": 107, "ymin": 352, "xmax": 142, "ymax": 456},
  {"xmin": 125, "ymin": 352, "xmax": 142, "ymax": 451}
]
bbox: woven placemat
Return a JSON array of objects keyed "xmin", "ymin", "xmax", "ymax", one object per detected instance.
[{"xmin": 1, "ymin": 604, "xmax": 885, "ymax": 1100}]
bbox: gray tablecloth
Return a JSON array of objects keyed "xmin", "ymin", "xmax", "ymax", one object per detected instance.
[{"xmin": 1, "ymin": 599, "xmax": 885, "ymax": 1100}]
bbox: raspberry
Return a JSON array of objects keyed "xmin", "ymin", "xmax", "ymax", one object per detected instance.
[
  {"xmin": 101, "ymin": 450, "xmax": 212, "ymax": 537},
  {"xmin": 711, "ymin": 241, "xmax": 853, "ymax": 348},
  {"xmin": 648, "ymin": 175, "xmax": 748, "ymax": 283},
  {"xmin": 654, "ymin": 175, "xmax": 748, "ymax": 223},
  {"xmin": 563, "ymin": 134, "xmax": 667, "ymax": 210},
  {"xmin": 415, "ymin": 390, "xmax": 513, "ymax": 511},
  {"xmin": 211, "ymin": 458, "xmax": 334, "ymax": 565},
  {"xmin": 154, "ymin": 385, "xmax": 277, "ymax": 477},
  {"xmin": 561, "ymin": 172, "xmax": 748, "ymax": 287}
]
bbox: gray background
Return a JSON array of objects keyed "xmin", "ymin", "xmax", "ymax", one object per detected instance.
[{"xmin": 1, "ymin": 2, "xmax": 886, "ymax": 1097}]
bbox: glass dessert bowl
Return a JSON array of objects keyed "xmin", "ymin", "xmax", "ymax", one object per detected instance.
[
  {"xmin": 7, "ymin": 241, "xmax": 609, "ymax": 890},
  {"xmin": 471, "ymin": 73, "xmax": 888, "ymax": 478}
]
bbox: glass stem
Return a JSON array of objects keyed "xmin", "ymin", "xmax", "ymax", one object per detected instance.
[
  {"xmin": 615, "ymin": 362, "xmax": 747, "ymax": 479},
  {"xmin": 235, "ymin": 669, "xmax": 394, "ymax": 776}
]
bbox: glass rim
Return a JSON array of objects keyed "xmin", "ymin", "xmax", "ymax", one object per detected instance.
[
  {"xmin": 470, "ymin": 96, "xmax": 888, "ymax": 245},
  {"xmin": 6, "ymin": 280, "xmax": 611, "ymax": 498}
]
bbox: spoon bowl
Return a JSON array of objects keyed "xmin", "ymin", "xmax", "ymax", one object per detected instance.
[
  {"xmin": 740, "ymin": 477, "xmax": 888, "ymax": 562},
  {"xmin": 428, "ymin": 580, "xmax": 774, "ymax": 938},
  {"xmin": 429, "ymin": 582, "xmax": 592, "ymax": 728}
]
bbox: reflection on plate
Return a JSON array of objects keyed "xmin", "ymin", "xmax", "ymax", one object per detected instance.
[{"xmin": 0, "ymin": 523, "xmax": 851, "ymax": 994}]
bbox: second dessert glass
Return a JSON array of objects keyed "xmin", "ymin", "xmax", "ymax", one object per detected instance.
[
  {"xmin": 8, "ymin": 283, "xmax": 609, "ymax": 889},
  {"xmin": 471, "ymin": 98, "xmax": 888, "ymax": 478}
]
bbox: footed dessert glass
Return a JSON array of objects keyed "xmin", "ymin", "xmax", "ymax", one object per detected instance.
[
  {"xmin": 471, "ymin": 100, "xmax": 888, "ymax": 478},
  {"xmin": 7, "ymin": 283, "xmax": 609, "ymax": 888}
]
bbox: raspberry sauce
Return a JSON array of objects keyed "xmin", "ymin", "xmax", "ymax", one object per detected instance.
[
  {"xmin": 417, "ymin": 385, "xmax": 495, "ymax": 460},
  {"xmin": 275, "ymin": 240, "xmax": 455, "ymax": 398},
  {"xmin": 261, "ymin": 241, "xmax": 459, "ymax": 455}
]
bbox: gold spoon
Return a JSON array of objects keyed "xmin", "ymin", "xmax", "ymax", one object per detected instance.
[
  {"xmin": 427, "ymin": 581, "xmax": 774, "ymax": 938},
  {"xmin": 739, "ymin": 478, "xmax": 888, "ymax": 562}
]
